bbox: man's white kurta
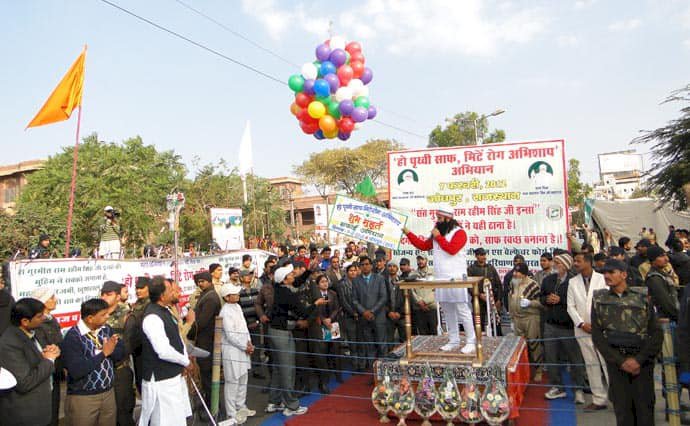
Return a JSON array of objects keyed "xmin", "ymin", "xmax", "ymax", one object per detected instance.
[{"xmin": 432, "ymin": 227, "xmax": 469, "ymax": 303}]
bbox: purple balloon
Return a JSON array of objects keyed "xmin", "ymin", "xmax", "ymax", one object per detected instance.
[
  {"xmin": 315, "ymin": 44, "xmax": 331, "ymax": 62},
  {"xmin": 302, "ymin": 79, "xmax": 315, "ymax": 95},
  {"xmin": 367, "ymin": 105, "xmax": 377, "ymax": 119},
  {"xmin": 329, "ymin": 48, "xmax": 347, "ymax": 67},
  {"xmin": 339, "ymin": 99, "xmax": 354, "ymax": 116},
  {"xmin": 352, "ymin": 107, "xmax": 368, "ymax": 123},
  {"xmin": 360, "ymin": 67, "xmax": 373, "ymax": 85},
  {"xmin": 337, "ymin": 131, "xmax": 350, "ymax": 141},
  {"xmin": 324, "ymin": 73, "xmax": 340, "ymax": 93}
]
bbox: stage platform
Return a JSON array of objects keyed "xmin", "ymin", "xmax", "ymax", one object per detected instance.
[{"xmin": 373, "ymin": 335, "xmax": 529, "ymax": 421}]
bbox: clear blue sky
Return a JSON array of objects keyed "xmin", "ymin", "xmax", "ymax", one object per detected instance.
[{"xmin": 1, "ymin": 0, "xmax": 689, "ymax": 183}]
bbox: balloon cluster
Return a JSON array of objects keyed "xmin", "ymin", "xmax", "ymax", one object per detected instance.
[{"xmin": 288, "ymin": 36, "xmax": 376, "ymax": 141}]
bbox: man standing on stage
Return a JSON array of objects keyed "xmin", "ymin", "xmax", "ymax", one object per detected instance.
[{"xmin": 403, "ymin": 208, "xmax": 476, "ymax": 353}]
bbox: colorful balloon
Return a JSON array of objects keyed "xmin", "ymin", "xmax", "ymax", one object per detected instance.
[
  {"xmin": 354, "ymin": 96, "xmax": 370, "ymax": 109},
  {"xmin": 288, "ymin": 74, "xmax": 305, "ymax": 92},
  {"xmin": 327, "ymin": 101, "xmax": 341, "ymax": 119},
  {"xmin": 301, "ymin": 62, "xmax": 318, "ymax": 80},
  {"xmin": 324, "ymin": 128, "xmax": 338, "ymax": 139},
  {"xmin": 367, "ymin": 105, "xmax": 377, "ymax": 119},
  {"xmin": 307, "ymin": 101, "xmax": 326, "ymax": 119},
  {"xmin": 315, "ymin": 43, "xmax": 331, "ymax": 61},
  {"xmin": 338, "ymin": 117, "xmax": 355, "ymax": 133},
  {"xmin": 320, "ymin": 60, "xmax": 337, "ymax": 76},
  {"xmin": 329, "ymin": 48, "xmax": 347, "ymax": 67},
  {"xmin": 302, "ymin": 79, "xmax": 315, "ymax": 95},
  {"xmin": 345, "ymin": 41, "xmax": 362, "ymax": 55},
  {"xmin": 335, "ymin": 86, "xmax": 353, "ymax": 102},
  {"xmin": 350, "ymin": 51, "xmax": 365, "ymax": 64},
  {"xmin": 360, "ymin": 67, "xmax": 373, "ymax": 85},
  {"xmin": 329, "ymin": 35, "xmax": 346, "ymax": 50},
  {"xmin": 295, "ymin": 92, "xmax": 311, "ymax": 108},
  {"xmin": 338, "ymin": 131, "xmax": 351, "ymax": 141},
  {"xmin": 336, "ymin": 65, "xmax": 354, "ymax": 86},
  {"xmin": 351, "ymin": 60, "xmax": 365, "ymax": 79},
  {"xmin": 319, "ymin": 115, "xmax": 337, "ymax": 132},
  {"xmin": 290, "ymin": 102, "xmax": 301, "ymax": 116},
  {"xmin": 313, "ymin": 79, "xmax": 330, "ymax": 98},
  {"xmin": 314, "ymin": 129, "xmax": 325, "ymax": 140},
  {"xmin": 351, "ymin": 106, "xmax": 368, "ymax": 123},
  {"xmin": 339, "ymin": 99, "xmax": 354, "ymax": 116},
  {"xmin": 323, "ymin": 73, "xmax": 340, "ymax": 93}
]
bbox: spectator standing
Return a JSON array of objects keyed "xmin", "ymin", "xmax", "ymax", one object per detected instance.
[
  {"xmin": 384, "ymin": 262, "xmax": 405, "ymax": 343},
  {"xmin": 468, "ymin": 247, "xmax": 503, "ymax": 334},
  {"xmin": 124, "ymin": 277, "xmax": 150, "ymax": 393},
  {"xmin": 61, "ymin": 298, "xmax": 125, "ymax": 426},
  {"xmin": 238, "ymin": 269, "xmax": 263, "ymax": 379},
  {"xmin": 29, "ymin": 233, "xmax": 51, "ymax": 259},
  {"xmin": 335, "ymin": 263, "xmax": 361, "ymax": 369},
  {"xmin": 0, "ymin": 298, "xmax": 59, "ymax": 426},
  {"xmin": 508, "ymin": 263, "xmax": 543, "ymax": 381},
  {"xmin": 352, "ymin": 256, "xmax": 388, "ymax": 370},
  {"xmin": 309, "ymin": 274, "xmax": 342, "ymax": 393}
]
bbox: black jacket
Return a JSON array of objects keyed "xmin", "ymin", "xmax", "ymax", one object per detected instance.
[
  {"xmin": 352, "ymin": 273, "xmax": 387, "ymax": 319},
  {"xmin": 540, "ymin": 271, "xmax": 575, "ymax": 327},
  {"xmin": 0, "ymin": 325, "xmax": 55, "ymax": 425},
  {"xmin": 0, "ymin": 290, "xmax": 14, "ymax": 337},
  {"xmin": 646, "ymin": 268, "xmax": 679, "ymax": 322},
  {"xmin": 187, "ymin": 286, "xmax": 221, "ymax": 351},
  {"xmin": 670, "ymin": 251, "xmax": 690, "ymax": 287}
]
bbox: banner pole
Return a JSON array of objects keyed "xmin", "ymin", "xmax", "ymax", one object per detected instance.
[{"xmin": 64, "ymin": 105, "xmax": 83, "ymax": 257}]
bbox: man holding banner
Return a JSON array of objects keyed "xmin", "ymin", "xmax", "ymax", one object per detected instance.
[{"xmin": 403, "ymin": 208, "xmax": 476, "ymax": 354}]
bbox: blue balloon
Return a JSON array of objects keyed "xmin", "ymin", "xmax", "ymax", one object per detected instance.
[
  {"xmin": 339, "ymin": 99, "xmax": 354, "ymax": 116},
  {"xmin": 314, "ymin": 129, "xmax": 325, "ymax": 140},
  {"xmin": 313, "ymin": 79, "xmax": 331, "ymax": 98},
  {"xmin": 320, "ymin": 60, "xmax": 337, "ymax": 76}
]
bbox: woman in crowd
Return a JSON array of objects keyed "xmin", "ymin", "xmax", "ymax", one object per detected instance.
[{"xmin": 266, "ymin": 264, "xmax": 327, "ymax": 417}]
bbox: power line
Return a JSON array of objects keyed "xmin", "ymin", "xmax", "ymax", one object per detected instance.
[{"xmin": 97, "ymin": 0, "xmax": 427, "ymax": 141}]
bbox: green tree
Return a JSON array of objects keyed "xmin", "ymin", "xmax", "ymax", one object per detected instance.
[
  {"xmin": 294, "ymin": 139, "xmax": 404, "ymax": 196},
  {"xmin": 428, "ymin": 111, "xmax": 506, "ymax": 147},
  {"xmin": 633, "ymin": 85, "xmax": 690, "ymax": 209},
  {"xmin": 567, "ymin": 158, "xmax": 592, "ymax": 224},
  {"xmin": 0, "ymin": 133, "xmax": 186, "ymax": 257}
]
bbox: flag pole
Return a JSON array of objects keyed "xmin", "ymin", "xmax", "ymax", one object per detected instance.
[{"xmin": 64, "ymin": 105, "xmax": 82, "ymax": 257}]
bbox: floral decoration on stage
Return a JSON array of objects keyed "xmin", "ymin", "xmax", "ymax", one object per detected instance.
[
  {"xmin": 480, "ymin": 380, "xmax": 511, "ymax": 425},
  {"xmin": 436, "ymin": 367, "xmax": 461, "ymax": 426},
  {"xmin": 413, "ymin": 363, "xmax": 438, "ymax": 426},
  {"xmin": 372, "ymin": 369, "xmax": 394, "ymax": 423},
  {"xmin": 389, "ymin": 375, "xmax": 415, "ymax": 426},
  {"xmin": 458, "ymin": 382, "xmax": 482, "ymax": 424}
]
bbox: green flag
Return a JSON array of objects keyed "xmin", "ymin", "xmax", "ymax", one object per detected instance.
[{"xmin": 355, "ymin": 176, "xmax": 376, "ymax": 197}]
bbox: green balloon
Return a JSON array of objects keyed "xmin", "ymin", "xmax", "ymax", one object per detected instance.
[
  {"xmin": 315, "ymin": 62, "xmax": 323, "ymax": 77},
  {"xmin": 354, "ymin": 96, "xmax": 370, "ymax": 109},
  {"xmin": 328, "ymin": 101, "xmax": 341, "ymax": 119},
  {"xmin": 288, "ymin": 74, "xmax": 305, "ymax": 92},
  {"xmin": 316, "ymin": 94, "xmax": 330, "ymax": 103}
]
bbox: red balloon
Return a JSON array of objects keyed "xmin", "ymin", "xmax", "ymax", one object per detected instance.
[
  {"xmin": 338, "ymin": 117, "xmax": 355, "ymax": 133},
  {"xmin": 297, "ymin": 108, "xmax": 316, "ymax": 124},
  {"xmin": 300, "ymin": 120, "xmax": 319, "ymax": 134},
  {"xmin": 337, "ymin": 65, "xmax": 354, "ymax": 86},
  {"xmin": 350, "ymin": 60, "xmax": 365, "ymax": 79},
  {"xmin": 349, "ymin": 51, "xmax": 365, "ymax": 64},
  {"xmin": 345, "ymin": 41, "xmax": 362, "ymax": 55},
  {"xmin": 295, "ymin": 92, "xmax": 311, "ymax": 108}
]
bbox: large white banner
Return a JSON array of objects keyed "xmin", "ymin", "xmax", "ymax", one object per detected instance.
[
  {"xmin": 8, "ymin": 250, "xmax": 272, "ymax": 328},
  {"xmin": 328, "ymin": 195, "xmax": 408, "ymax": 250},
  {"xmin": 388, "ymin": 140, "xmax": 568, "ymax": 275},
  {"xmin": 210, "ymin": 208, "xmax": 245, "ymax": 250}
]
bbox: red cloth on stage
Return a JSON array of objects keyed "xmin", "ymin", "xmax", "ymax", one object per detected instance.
[
  {"xmin": 405, "ymin": 229, "xmax": 468, "ymax": 255},
  {"xmin": 507, "ymin": 344, "xmax": 530, "ymax": 419}
]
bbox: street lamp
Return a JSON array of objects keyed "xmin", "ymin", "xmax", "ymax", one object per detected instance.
[{"xmin": 474, "ymin": 109, "xmax": 506, "ymax": 145}]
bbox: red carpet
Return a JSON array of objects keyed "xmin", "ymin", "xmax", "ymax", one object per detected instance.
[{"xmin": 287, "ymin": 373, "xmax": 550, "ymax": 426}]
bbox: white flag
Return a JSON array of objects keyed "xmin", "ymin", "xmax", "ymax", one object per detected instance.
[{"xmin": 238, "ymin": 120, "xmax": 253, "ymax": 177}]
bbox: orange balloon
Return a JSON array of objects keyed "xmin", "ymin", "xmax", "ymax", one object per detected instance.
[
  {"xmin": 319, "ymin": 115, "xmax": 337, "ymax": 133},
  {"xmin": 290, "ymin": 102, "xmax": 301, "ymax": 116},
  {"xmin": 324, "ymin": 128, "xmax": 338, "ymax": 139}
]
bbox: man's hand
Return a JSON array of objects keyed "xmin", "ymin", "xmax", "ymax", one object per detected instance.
[
  {"xmin": 546, "ymin": 294, "xmax": 560, "ymax": 305},
  {"xmin": 479, "ymin": 293, "xmax": 487, "ymax": 302},
  {"xmin": 581, "ymin": 323, "xmax": 592, "ymax": 334},
  {"xmin": 363, "ymin": 310, "xmax": 374, "ymax": 321},
  {"xmin": 185, "ymin": 309, "xmax": 196, "ymax": 324},
  {"xmin": 246, "ymin": 341, "xmax": 255, "ymax": 355},
  {"xmin": 296, "ymin": 319, "xmax": 309, "ymax": 329},
  {"xmin": 621, "ymin": 358, "xmax": 641, "ymax": 375},
  {"xmin": 323, "ymin": 318, "xmax": 332, "ymax": 328},
  {"xmin": 314, "ymin": 297, "xmax": 328, "ymax": 306},
  {"xmin": 42, "ymin": 345, "xmax": 60, "ymax": 361},
  {"xmin": 431, "ymin": 228, "xmax": 441, "ymax": 238},
  {"xmin": 102, "ymin": 335, "xmax": 119, "ymax": 357},
  {"xmin": 387, "ymin": 312, "xmax": 400, "ymax": 321},
  {"xmin": 183, "ymin": 359, "xmax": 196, "ymax": 376},
  {"xmin": 260, "ymin": 314, "xmax": 270, "ymax": 324}
]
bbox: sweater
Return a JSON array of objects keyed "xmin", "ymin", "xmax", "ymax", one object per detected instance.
[
  {"xmin": 540, "ymin": 272, "xmax": 574, "ymax": 327},
  {"xmin": 239, "ymin": 286, "xmax": 260, "ymax": 330}
]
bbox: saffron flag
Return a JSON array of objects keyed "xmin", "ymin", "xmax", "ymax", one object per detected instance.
[{"xmin": 27, "ymin": 47, "xmax": 86, "ymax": 128}]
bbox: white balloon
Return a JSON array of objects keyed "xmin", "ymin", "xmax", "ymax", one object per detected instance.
[
  {"xmin": 356, "ymin": 85, "xmax": 369, "ymax": 98},
  {"xmin": 301, "ymin": 62, "xmax": 318, "ymax": 80},
  {"xmin": 330, "ymin": 35, "xmax": 346, "ymax": 50},
  {"xmin": 348, "ymin": 79, "xmax": 364, "ymax": 96},
  {"xmin": 335, "ymin": 86, "xmax": 353, "ymax": 102}
]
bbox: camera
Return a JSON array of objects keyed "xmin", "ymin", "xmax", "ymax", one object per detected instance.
[{"xmin": 112, "ymin": 209, "xmax": 121, "ymax": 218}]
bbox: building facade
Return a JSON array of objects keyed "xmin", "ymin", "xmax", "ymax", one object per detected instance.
[{"xmin": 0, "ymin": 160, "xmax": 45, "ymax": 213}]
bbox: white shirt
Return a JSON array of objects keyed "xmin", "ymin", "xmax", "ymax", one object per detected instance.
[{"xmin": 141, "ymin": 311, "xmax": 189, "ymax": 367}]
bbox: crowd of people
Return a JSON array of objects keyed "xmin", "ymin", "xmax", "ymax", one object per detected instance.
[{"xmin": 1, "ymin": 222, "xmax": 689, "ymax": 425}]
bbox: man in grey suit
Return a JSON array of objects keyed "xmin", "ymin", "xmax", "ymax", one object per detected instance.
[
  {"xmin": 0, "ymin": 298, "xmax": 60, "ymax": 426},
  {"xmin": 352, "ymin": 255, "xmax": 388, "ymax": 370}
]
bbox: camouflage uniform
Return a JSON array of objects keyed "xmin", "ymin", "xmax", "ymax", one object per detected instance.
[
  {"xmin": 107, "ymin": 302, "xmax": 135, "ymax": 426},
  {"xmin": 591, "ymin": 287, "xmax": 662, "ymax": 426}
]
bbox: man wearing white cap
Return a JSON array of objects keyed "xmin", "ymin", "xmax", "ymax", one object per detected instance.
[
  {"xmin": 99, "ymin": 206, "xmax": 121, "ymax": 259},
  {"xmin": 403, "ymin": 208, "xmax": 476, "ymax": 353}
]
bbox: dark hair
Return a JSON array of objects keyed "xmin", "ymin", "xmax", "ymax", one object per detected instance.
[
  {"xmin": 540, "ymin": 252, "xmax": 553, "ymax": 261},
  {"xmin": 242, "ymin": 254, "xmax": 252, "ymax": 262},
  {"xmin": 310, "ymin": 247, "xmax": 318, "ymax": 254},
  {"xmin": 575, "ymin": 252, "xmax": 593, "ymax": 265},
  {"xmin": 149, "ymin": 275, "xmax": 169, "ymax": 303},
  {"xmin": 10, "ymin": 298, "xmax": 44, "ymax": 326},
  {"xmin": 513, "ymin": 254, "xmax": 525, "ymax": 261},
  {"xmin": 278, "ymin": 245, "xmax": 288, "ymax": 255},
  {"xmin": 313, "ymin": 273, "xmax": 328, "ymax": 285},
  {"xmin": 80, "ymin": 298, "xmax": 109, "ymax": 319},
  {"xmin": 292, "ymin": 260, "xmax": 306, "ymax": 269},
  {"xmin": 358, "ymin": 255, "xmax": 371, "ymax": 264},
  {"xmin": 297, "ymin": 245, "xmax": 306, "ymax": 251},
  {"xmin": 552, "ymin": 248, "xmax": 569, "ymax": 256},
  {"xmin": 671, "ymin": 239, "xmax": 683, "ymax": 252},
  {"xmin": 581, "ymin": 244, "xmax": 594, "ymax": 254},
  {"xmin": 209, "ymin": 263, "xmax": 222, "ymax": 274},
  {"xmin": 345, "ymin": 263, "xmax": 358, "ymax": 272},
  {"xmin": 593, "ymin": 252, "xmax": 608, "ymax": 263},
  {"xmin": 618, "ymin": 237, "xmax": 631, "ymax": 248},
  {"xmin": 264, "ymin": 259, "xmax": 273, "ymax": 269}
]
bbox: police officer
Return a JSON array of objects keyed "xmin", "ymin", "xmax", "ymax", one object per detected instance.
[
  {"xmin": 591, "ymin": 259, "xmax": 662, "ymax": 426},
  {"xmin": 29, "ymin": 233, "xmax": 51, "ymax": 259},
  {"xmin": 101, "ymin": 281, "xmax": 135, "ymax": 426}
]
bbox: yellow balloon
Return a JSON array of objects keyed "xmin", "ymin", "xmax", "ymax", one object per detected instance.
[
  {"xmin": 307, "ymin": 101, "xmax": 326, "ymax": 119},
  {"xmin": 319, "ymin": 115, "xmax": 337, "ymax": 132}
]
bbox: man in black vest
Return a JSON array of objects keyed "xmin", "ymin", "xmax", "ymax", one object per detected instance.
[{"xmin": 139, "ymin": 276, "xmax": 193, "ymax": 425}]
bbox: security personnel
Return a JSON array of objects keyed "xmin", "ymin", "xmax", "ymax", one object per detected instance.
[
  {"xmin": 591, "ymin": 259, "xmax": 662, "ymax": 426},
  {"xmin": 124, "ymin": 276, "xmax": 151, "ymax": 393},
  {"xmin": 101, "ymin": 281, "xmax": 135, "ymax": 426}
]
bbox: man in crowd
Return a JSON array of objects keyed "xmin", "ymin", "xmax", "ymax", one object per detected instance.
[
  {"xmin": 415, "ymin": 254, "xmax": 430, "ymax": 278},
  {"xmin": 410, "ymin": 256, "xmax": 437, "ymax": 336},
  {"xmin": 384, "ymin": 261, "xmax": 405, "ymax": 343},
  {"xmin": 593, "ymin": 252, "xmax": 608, "ymax": 272},
  {"xmin": 373, "ymin": 256, "xmax": 386, "ymax": 276},
  {"xmin": 567, "ymin": 252, "xmax": 609, "ymax": 410},
  {"xmin": 124, "ymin": 276, "xmax": 151, "ymax": 393},
  {"xmin": 669, "ymin": 239, "xmax": 690, "ymax": 287},
  {"xmin": 139, "ymin": 276, "xmax": 193, "ymax": 425},
  {"xmin": 629, "ymin": 239, "xmax": 651, "ymax": 286},
  {"xmin": 619, "ymin": 236, "xmax": 633, "ymax": 259},
  {"xmin": 343, "ymin": 245, "xmax": 359, "ymax": 265},
  {"xmin": 0, "ymin": 277, "xmax": 14, "ymax": 336},
  {"xmin": 101, "ymin": 281, "xmax": 135, "ymax": 426},
  {"xmin": 398, "ymin": 258, "xmax": 415, "ymax": 280},
  {"xmin": 468, "ymin": 247, "xmax": 502, "ymax": 335},
  {"xmin": 336, "ymin": 263, "xmax": 361, "ymax": 369},
  {"xmin": 534, "ymin": 252, "xmax": 555, "ymax": 285},
  {"xmin": 540, "ymin": 253, "xmax": 586, "ymax": 404},
  {"xmin": 319, "ymin": 247, "xmax": 332, "ymax": 271},
  {"xmin": 227, "ymin": 267, "xmax": 241, "ymax": 286},
  {"xmin": 508, "ymin": 263, "xmax": 543, "ymax": 381},
  {"xmin": 592, "ymin": 259, "xmax": 662, "ymax": 426},
  {"xmin": 62, "ymin": 298, "xmax": 126, "ymax": 426},
  {"xmin": 326, "ymin": 257, "xmax": 342, "ymax": 288},
  {"xmin": 0, "ymin": 298, "xmax": 59, "ymax": 425},
  {"xmin": 29, "ymin": 233, "xmax": 51, "ymax": 259},
  {"xmin": 608, "ymin": 246, "xmax": 635, "ymax": 286},
  {"xmin": 503, "ymin": 255, "xmax": 531, "ymax": 312},
  {"xmin": 240, "ymin": 254, "xmax": 258, "ymax": 289},
  {"xmin": 209, "ymin": 263, "xmax": 224, "ymax": 290},
  {"xmin": 276, "ymin": 245, "xmax": 291, "ymax": 267},
  {"xmin": 187, "ymin": 271, "xmax": 221, "ymax": 416},
  {"xmin": 645, "ymin": 246, "xmax": 680, "ymax": 323},
  {"xmin": 294, "ymin": 245, "xmax": 310, "ymax": 269},
  {"xmin": 352, "ymin": 256, "xmax": 388, "ymax": 370},
  {"xmin": 238, "ymin": 269, "xmax": 264, "ymax": 379}
]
